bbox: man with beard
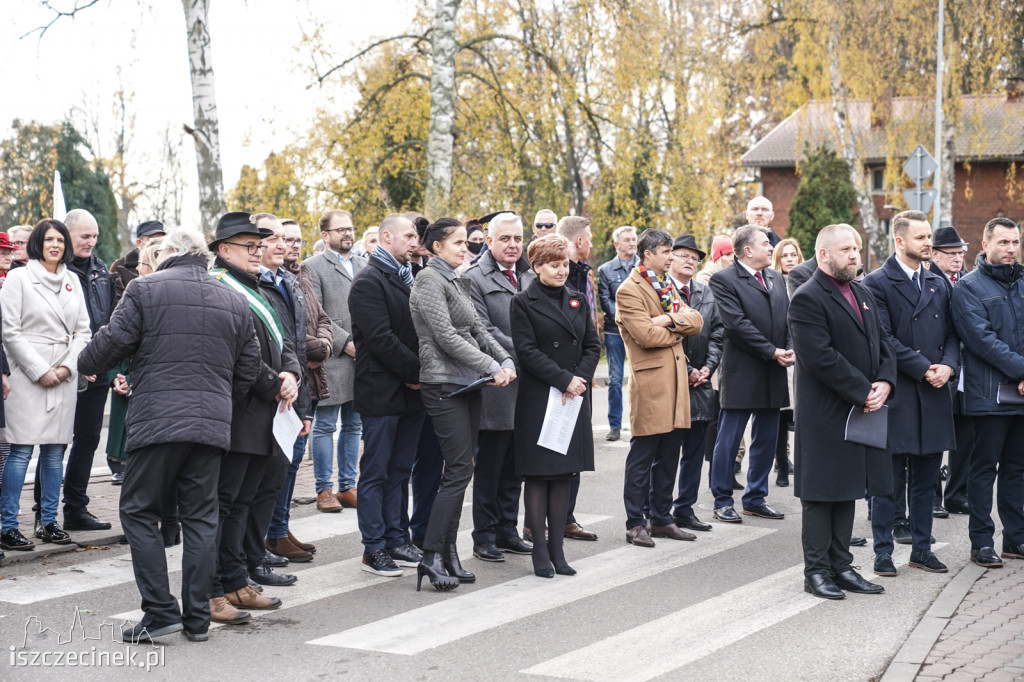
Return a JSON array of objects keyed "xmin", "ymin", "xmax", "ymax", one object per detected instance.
[
  {"xmin": 598, "ymin": 225, "xmax": 638, "ymax": 442},
  {"xmin": 863, "ymin": 210, "xmax": 957, "ymax": 577},
  {"xmin": 790, "ymin": 224, "xmax": 895, "ymax": 599}
]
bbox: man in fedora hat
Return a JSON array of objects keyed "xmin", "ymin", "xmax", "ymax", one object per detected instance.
[
  {"xmin": 207, "ymin": 211, "xmax": 302, "ymax": 623},
  {"xmin": 666, "ymin": 235, "xmax": 723, "ymax": 533},
  {"xmin": 929, "ymin": 224, "xmax": 972, "ymax": 516}
]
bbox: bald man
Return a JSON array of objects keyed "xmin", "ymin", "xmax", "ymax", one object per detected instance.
[{"xmin": 746, "ymin": 196, "xmax": 782, "ymax": 247}]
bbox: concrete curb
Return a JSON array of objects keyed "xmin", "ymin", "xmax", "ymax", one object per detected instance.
[{"xmin": 879, "ymin": 562, "xmax": 988, "ymax": 682}]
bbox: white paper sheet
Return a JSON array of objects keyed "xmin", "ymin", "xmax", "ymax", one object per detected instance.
[
  {"xmin": 537, "ymin": 386, "xmax": 584, "ymax": 455},
  {"xmin": 273, "ymin": 402, "xmax": 303, "ymax": 458}
]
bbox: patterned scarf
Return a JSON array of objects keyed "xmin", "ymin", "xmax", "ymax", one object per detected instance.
[
  {"xmin": 372, "ymin": 244, "xmax": 415, "ymax": 289},
  {"xmin": 636, "ymin": 263, "xmax": 677, "ymax": 313}
]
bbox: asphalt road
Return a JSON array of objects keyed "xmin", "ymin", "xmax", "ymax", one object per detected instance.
[{"xmin": 0, "ymin": 383, "xmax": 978, "ymax": 681}]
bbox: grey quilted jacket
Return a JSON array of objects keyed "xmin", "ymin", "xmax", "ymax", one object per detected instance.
[{"xmin": 409, "ymin": 257, "xmax": 511, "ymax": 385}]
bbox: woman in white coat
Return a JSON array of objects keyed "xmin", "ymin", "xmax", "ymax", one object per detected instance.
[{"xmin": 0, "ymin": 219, "xmax": 91, "ymax": 550}]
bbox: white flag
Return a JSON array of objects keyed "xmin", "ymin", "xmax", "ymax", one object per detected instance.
[{"xmin": 53, "ymin": 170, "xmax": 67, "ymax": 221}]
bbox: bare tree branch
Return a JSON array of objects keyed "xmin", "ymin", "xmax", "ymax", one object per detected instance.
[
  {"xmin": 311, "ymin": 32, "xmax": 433, "ymax": 88},
  {"xmin": 20, "ymin": 0, "xmax": 103, "ymax": 40}
]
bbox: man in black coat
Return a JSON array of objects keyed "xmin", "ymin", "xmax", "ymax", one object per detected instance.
[
  {"xmin": 350, "ymin": 214, "xmax": 428, "ymax": 577},
  {"xmin": 863, "ymin": 211, "xmax": 958, "ymax": 577},
  {"xmin": 708, "ymin": 225, "xmax": 793, "ymax": 523},
  {"xmin": 78, "ymin": 228, "xmax": 262, "ymax": 642},
  {"xmin": 790, "ymin": 224, "xmax": 896, "ymax": 599},
  {"xmin": 787, "ymin": 256, "xmax": 817, "ymax": 297},
  {"xmin": 208, "ymin": 212, "xmax": 301, "ymax": 621}
]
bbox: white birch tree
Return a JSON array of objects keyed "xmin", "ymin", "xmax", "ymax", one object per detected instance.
[{"xmin": 424, "ymin": 0, "xmax": 461, "ymax": 217}]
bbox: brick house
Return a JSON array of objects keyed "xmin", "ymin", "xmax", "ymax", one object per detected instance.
[{"xmin": 740, "ymin": 94, "xmax": 1024, "ymax": 265}]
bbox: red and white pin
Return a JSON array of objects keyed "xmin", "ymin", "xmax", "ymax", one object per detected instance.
[
  {"xmin": 569, "ymin": 299, "xmax": 580, "ymax": 308},
  {"xmin": 65, "ymin": 283, "xmax": 73, "ymax": 292}
]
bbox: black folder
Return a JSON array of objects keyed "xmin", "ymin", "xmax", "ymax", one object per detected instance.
[
  {"xmin": 442, "ymin": 376, "xmax": 491, "ymax": 399},
  {"xmin": 996, "ymin": 383, "xmax": 1024, "ymax": 405},
  {"xmin": 844, "ymin": 405, "xmax": 889, "ymax": 449}
]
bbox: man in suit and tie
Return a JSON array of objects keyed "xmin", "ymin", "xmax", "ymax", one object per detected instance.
[
  {"xmin": 302, "ymin": 209, "xmax": 367, "ymax": 513},
  {"xmin": 790, "ymin": 224, "xmax": 896, "ymax": 599},
  {"xmin": 863, "ymin": 210, "xmax": 958, "ymax": 577},
  {"xmin": 708, "ymin": 225, "xmax": 793, "ymax": 523}
]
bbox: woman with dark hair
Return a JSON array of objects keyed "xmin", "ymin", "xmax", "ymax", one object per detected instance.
[
  {"xmin": 409, "ymin": 217, "xmax": 516, "ymax": 591},
  {"xmin": 510, "ymin": 234, "xmax": 600, "ymax": 577},
  {"xmin": 0, "ymin": 219, "xmax": 91, "ymax": 551}
]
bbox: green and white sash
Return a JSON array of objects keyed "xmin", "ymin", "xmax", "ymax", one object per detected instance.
[{"xmin": 210, "ymin": 268, "xmax": 285, "ymax": 353}]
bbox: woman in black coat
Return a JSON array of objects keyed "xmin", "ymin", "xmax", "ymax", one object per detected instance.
[{"xmin": 510, "ymin": 235, "xmax": 601, "ymax": 577}]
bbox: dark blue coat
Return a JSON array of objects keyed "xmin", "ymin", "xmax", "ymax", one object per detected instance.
[
  {"xmin": 675, "ymin": 278, "xmax": 724, "ymax": 422},
  {"xmin": 597, "ymin": 255, "xmax": 637, "ymax": 334},
  {"xmin": 862, "ymin": 255, "xmax": 958, "ymax": 455},
  {"xmin": 951, "ymin": 254, "xmax": 1024, "ymax": 417}
]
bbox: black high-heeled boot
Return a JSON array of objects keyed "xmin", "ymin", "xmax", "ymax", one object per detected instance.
[
  {"xmin": 160, "ymin": 522, "xmax": 181, "ymax": 548},
  {"xmin": 416, "ymin": 551, "xmax": 460, "ymax": 592},
  {"xmin": 442, "ymin": 543, "xmax": 475, "ymax": 583}
]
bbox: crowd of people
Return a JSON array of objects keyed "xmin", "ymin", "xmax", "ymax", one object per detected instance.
[{"xmin": 0, "ymin": 196, "xmax": 1020, "ymax": 641}]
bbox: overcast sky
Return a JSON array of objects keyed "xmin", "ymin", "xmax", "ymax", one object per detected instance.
[{"xmin": 0, "ymin": 0, "xmax": 417, "ymax": 227}]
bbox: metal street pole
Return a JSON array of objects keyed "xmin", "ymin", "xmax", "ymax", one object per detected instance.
[{"xmin": 933, "ymin": 0, "xmax": 945, "ymax": 229}]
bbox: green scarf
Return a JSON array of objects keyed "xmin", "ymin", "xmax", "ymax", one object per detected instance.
[{"xmin": 210, "ymin": 268, "xmax": 285, "ymax": 352}]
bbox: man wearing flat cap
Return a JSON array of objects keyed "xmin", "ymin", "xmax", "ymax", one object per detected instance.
[
  {"xmin": 207, "ymin": 212, "xmax": 302, "ymax": 623},
  {"xmin": 665, "ymin": 235, "xmax": 723, "ymax": 533},
  {"xmin": 111, "ymin": 220, "xmax": 167, "ymax": 299}
]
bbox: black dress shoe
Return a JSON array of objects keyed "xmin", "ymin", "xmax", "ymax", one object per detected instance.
[
  {"xmin": 892, "ymin": 522, "xmax": 912, "ymax": 545},
  {"xmin": 249, "ymin": 562, "xmax": 298, "ymax": 586},
  {"xmin": 387, "ymin": 541, "xmax": 423, "ymax": 567},
  {"xmin": 933, "ymin": 504, "xmax": 949, "ymax": 519},
  {"xmin": 742, "ymin": 503, "xmax": 785, "ymax": 520},
  {"xmin": 263, "ymin": 549, "xmax": 289, "ymax": 568},
  {"xmin": 606, "ymin": 428, "xmax": 620, "ymax": 442},
  {"xmin": 247, "ymin": 577, "xmax": 264, "ymax": 593},
  {"xmin": 833, "ymin": 569, "xmax": 884, "ymax": 594},
  {"xmin": 1, "ymin": 528, "xmax": 35, "ymax": 551},
  {"xmin": 674, "ymin": 515, "xmax": 712, "ymax": 532},
  {"xmin": 1002, "ymin": 544, "xmax": 1024, "ymax": 560},
  {"xmin": 63, "ymin": 510, "xmax": 112, "ymax": 531},
  {"xmin": 775, "ymin": 473, "xmax": 790, "ymax": 487},
  {"xmin": 122, "ymin": 618, "xmax": 183, "ymax": 644},
  {"xmin": 496, "ymin": 536, "xmax": 533, "ymax": 555},
  {"xmin": 184, "ymin": 630, "xmax": 209, "ymax": 642},
  {"xmin": 34, "ymin": 512, "xmax": 43, "ymax": 539},
  {"xmin": 945, "ymin": 501, "xmax": 970, "ymax": 515},
  {"xmin": 534, "ymin": 567, "xmax": 555, "ymax": 578},
  {"xmin": 804, "ymin": 573, "xmax": 844, "ymax": 600},
  {"xmin": 972, "ymin": 547, "xmax": 1004, "ymax": 568},
  {"xmin": 874, "ymin": 553, "xmax": 897, "ymax": 577},
  {"xmin": 909, "ymin": 549, "xmax": 948, "ymax": 573},
  {"xmin": 554, "ymin": 562, "xmax": 577, "ymax": 576},
  {"xmin": 472, "ymin": 542, "xmax": 505, "ymax": 562},
  {"xmin": 40, "ymin": 522, "xmax": 74, "ymax": 545},
  {"xmin": 713, "ymin": 506, "xmax": 742, "ymax": 523},
  {"xmin": 850, "ymin": 536, "xmax": 867, "ymax": 547}
]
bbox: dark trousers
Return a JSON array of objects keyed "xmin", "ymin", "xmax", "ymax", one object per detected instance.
[
  {"xmin": 775, "ymin": 409, "xmax": 793, "ymax": 470},
  {"xmin": 703, "ymin": 393, "xmax": 720, "ymax": 463},
  {"xmin": 421, "ymin": 384, "xmax": 480, "ymax": 553},
  {"xmin": 243, "ymin": 451, "xmax": 289, "ymax": 571},
  {"xmin": 214, "ymin": 452, "xmax": 269, "ymax": 596},
  {"xmin": 711, "ymin": 408, "xmax": 780, "ymax": 509},
  {"xmin": 119, "ymin": 442, "xmax": 221, "ymax": 633},
  {"xmin": 268, "ymin": 400, "xmax": 317, "ymax": 540},
  {"xmin": 672, "ymin": 422, "xmax": 708, "ymax": 518},
  {"xmin": 358, "ymin": 410, "xmax": 426, "ymax": 552},
  {"xmin": 624, "ymin": 429, "xmax": 684, "ymax": 529},
  {"xmin": 801, "ymin": 499, "xmax": 855, "ymax": 577},
  {"xmin": 871, "ymin": 453, "xmax": 941, "ymax": 555},
  {"xmin": 968, "ymin": 416, "xmax": 1024, "ymax": 550},
  {"xmin": 472, "ymin": 429, "xmax": 522, "ymax": 545},
  {"xmin": 56, "ymin": 381, "xmax": 109, "ymax": 516},
  {"xmin": 944, "ymin": 413, "xmax": 974, "ymax": 507},
  {"xmin": 566, "ymin": 476, "xmax": 581, "ymax": 525},
  {"xmin": 409, "ymin": 414, "xmax": 443, "ymax": 542}
]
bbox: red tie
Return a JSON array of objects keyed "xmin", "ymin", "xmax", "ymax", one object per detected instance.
[
  {"xmin": 754, "ymin": 271, "xmax": 767, "ymax": 291},
  {"xmin": 503, "ymin": 269, "xmax": 517, "ymax": 289},
  {"xmin": 681, "ymin": 284, "xmax": 690, "ymax": 303}
]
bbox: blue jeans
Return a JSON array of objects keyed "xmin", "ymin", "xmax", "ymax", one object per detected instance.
[
  {"xmin": 1, "ymin": 444, "xmax": 66, "ymax": 529},
  {"xmin": 604, "ymin": 333, "xmax": 626, "ymax": 429},
  {"xmin": 267, "ymin": 432, "xmax": 308, "ymax": 540},
  {"xmin": 311, "ymin": 401, "xmax": 362, "ymax": 493}
]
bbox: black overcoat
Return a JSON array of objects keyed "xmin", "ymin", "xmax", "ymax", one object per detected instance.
[
  {"xmin": 349, "ymin": 257, "xmax": 423, "ymax": 416},
  {"xmin": 862, "ymin": 255, "xmax": 958, "ymax": 455},
  {"xmin": 790, "ymin": 269, "xmax": 898, "ymax": 502},
  {"xmin": 708, "ymin": 262, "xmax": 791, "ymax": 410},
  {"xmin": 510, "ymin": 281, "xmax": 600, "ymax": 477}
]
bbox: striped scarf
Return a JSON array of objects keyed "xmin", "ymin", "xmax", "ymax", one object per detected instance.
[
  {"xmin": 636, "ymin": 263, "xmax": 677, "ymax": 313},
  {"xmin": 372, "ymin": 244, "xmax": 415, "ymax": 289}
]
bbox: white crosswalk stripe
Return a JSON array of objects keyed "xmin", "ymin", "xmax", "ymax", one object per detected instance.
[
  {"xmin": 306, "ymin": 525, "xmax": 775, "ymax": 654},
  {"xmin": 521, "ymin": 543, "xmax": 947, "ymax": 682}
]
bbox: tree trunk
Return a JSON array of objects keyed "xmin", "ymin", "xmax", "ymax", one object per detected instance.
[
  {"xmin": 424, "ymin": 0, "xmax": 461, "ymax": 218},
  {"xmin": 182, "ymin": 0, "xmax": 225, "ymax": 235},
  {"xmin": 828, "ymin": 25, "xmax": 886, "ymax": 267},
  {"xmin": 939, "ymin": 109, "xmax": 956, "ymax": 226}
]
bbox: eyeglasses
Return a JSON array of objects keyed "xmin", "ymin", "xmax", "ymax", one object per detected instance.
[
  {"xmin": 534, "ymin": 223, "xmax": 555, "ymax": 229},
  {"xmin": 673, "ymin": 252, "xmax": 701, "ymax": 262},
  {"xmin": 284, "ymin": 238, "xmax": 307, "ymax": 247},
  {"xmin": 10, "ymin": 241, "xmax": 26, "ymax": 247},
  {"xmin": 222, "ymin": 241, "xmax": 268, "ymax": 255},
  {"xmin": 323, "ymin": 227, "xmax": 355, "ymax": 234}
]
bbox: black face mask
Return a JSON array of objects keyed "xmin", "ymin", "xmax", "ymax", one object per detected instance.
[{"xmin": 467, "ymin": 241, "xmax": 485, "ymax": 255}]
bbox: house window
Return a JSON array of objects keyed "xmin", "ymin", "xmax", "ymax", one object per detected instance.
[{"xmin": 871, "ymin": 167, "xmax": 885, "ymax": 193}]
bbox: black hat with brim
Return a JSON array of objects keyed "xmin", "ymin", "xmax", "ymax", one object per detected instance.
[
  {"xmin": 931, "ymin": 225, "xmax": 968, "ymax": 250},
  {"xmin": 136, "ymin": 220, "xmax": 166, "ymax": 238},
  {"xmin": 672, "ymin": 234, "xmax": 707, "ymax": 261},
  {"xmin": 209, "ymin": 211, "xmax": 273, "ymax": 247}
]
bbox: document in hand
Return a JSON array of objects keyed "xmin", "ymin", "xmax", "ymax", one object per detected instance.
[
  {"xmin": 537, "ymin": 387, "xmax": 584, "ymax": 455},
  {"xmin": 844, "ymin": 405, "xmax": 888, "ymax": 449},
  {"xmin": 273, "ymin": 402, "xmax": 303, "ymax": 458}
]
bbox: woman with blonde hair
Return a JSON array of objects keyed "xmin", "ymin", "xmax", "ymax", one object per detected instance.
[{"xmin": 771, "ymin": 238, "xmax": 804, "ymax": 279}]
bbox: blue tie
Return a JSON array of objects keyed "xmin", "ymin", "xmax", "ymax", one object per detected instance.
[{"xmin": 912, "ymin": 271, "xmax": 921, "ymax": 292}]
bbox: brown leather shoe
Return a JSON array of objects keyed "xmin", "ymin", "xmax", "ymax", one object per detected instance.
[
  {"xmin": 650, "ymin": 524, "xmax": 696, "ymax": 541},
  {"xmin": 626, "ymin": 525, "xmax": 655, "ymax": 548},
  {"xmin": 317, "ymin": 489, "xmax": 342, "ymax": 513},
  {"xmin": 523, "ymin": 527, "xmax": 532, "ymax": 543},
  {"xmin": 336, "ymin": 488, "xmax": 358, "ymax": 508},
  {"xmin": 266, "ymin": 536, "xmax": 314, "ymax": 563},
  {"xmin": 226, "ymin": 585, "xmax": 282, "ymax": 610},
  {"xmin": 564, "ymin": 523, "xmax": 597, "ymax": 541},
  {"xmin": 209, "ymin": 597, "xmax": 251, "ymax": 624},
  {"xmin": 287, "ymin": 530, "xmax": 316, "ymax": 553}
]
